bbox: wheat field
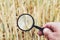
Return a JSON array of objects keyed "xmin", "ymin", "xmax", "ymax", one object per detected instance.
[{"xmin": 0, "ymin": 0, "xmax": 60, "ymax": 40}]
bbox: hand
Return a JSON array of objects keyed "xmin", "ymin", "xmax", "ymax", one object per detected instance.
[{"xmin": 38, "ymin": 22, "xmax": 60, "ymax": 40}]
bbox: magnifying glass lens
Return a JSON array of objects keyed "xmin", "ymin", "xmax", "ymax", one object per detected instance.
[{"xmin": 18, "ymin": 14, "xmax": 33, "ymax": 31}]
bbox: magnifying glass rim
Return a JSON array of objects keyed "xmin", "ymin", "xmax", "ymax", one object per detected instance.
[{"xmin": 17, "ymin": 14, "xmax": 35, "ymax": 31}]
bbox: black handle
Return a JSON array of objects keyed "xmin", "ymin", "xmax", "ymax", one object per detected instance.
[{"xmin": 34, "ymin": 25, "xmax": 44, "ymax": 35}]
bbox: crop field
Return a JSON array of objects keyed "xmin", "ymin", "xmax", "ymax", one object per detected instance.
[{"xmin": 0, "ymin": 0, "xmax": 60, "ymax": 40}]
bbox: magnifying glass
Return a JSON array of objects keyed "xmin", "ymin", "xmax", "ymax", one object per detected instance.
[{"xmin": 17, "ymin": 14, "xmax": 44, "ymax": 35}]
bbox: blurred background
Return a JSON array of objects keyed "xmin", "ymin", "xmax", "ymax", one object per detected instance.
[{"xmin": 0, "ymin": 0, "xmax": 60, "ymax": 40}]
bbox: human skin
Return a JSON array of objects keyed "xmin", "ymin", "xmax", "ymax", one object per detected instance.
[{"xmin": 38, "ymin": 22, "xmax": 60, "ymax": 40}]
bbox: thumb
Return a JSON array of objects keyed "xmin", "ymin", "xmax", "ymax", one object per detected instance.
[{"xmin": 43, "ymin": 28, "xmax": 53, "ymax": 38}]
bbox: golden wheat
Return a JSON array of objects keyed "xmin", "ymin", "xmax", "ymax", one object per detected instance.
[{"xmin": 0, "ymin": 0, "xmax": 60, "ymax": 40}]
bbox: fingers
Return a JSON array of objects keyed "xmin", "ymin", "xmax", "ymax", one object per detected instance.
[
  {"xmin": 38, "ymin": 28, "xmax": 53, "ymax": 39},
  {"xmin": 38, "ymin": 31, "xmax": 42, "ymax": 36},
  {"xmin": 43, "ymin": 28, "xmax": 54, "ymax": 40},
  {"xmin": 43, "ymin": 22, "xmax": 58, "ymax": 32},
  {"xmin": 43, "ymin": 28, "xmax": 52, "ymax": 37},
  {"xmin": 38, "ymin": 22, "xmax": 59, "ymax": 36}
]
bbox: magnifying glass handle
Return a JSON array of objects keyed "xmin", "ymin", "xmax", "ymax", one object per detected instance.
[{"xmin": 34, "ymin": 26, "xmax": 44, "ymax": 35}]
